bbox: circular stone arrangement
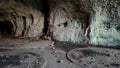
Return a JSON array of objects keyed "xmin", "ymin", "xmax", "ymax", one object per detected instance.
[
  {"xmin": 67, "ymin": 47, "xmax": 120, "ymax": 68},
  {"xmin": 0, "ymin": 51, "xmax": 46, "ymax": 68}
]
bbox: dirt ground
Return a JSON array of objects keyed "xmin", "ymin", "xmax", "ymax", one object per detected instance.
[
  {"xmin": 0, "ymin": 38, "xmax": 80, "ymax": 68},
  {"xmin": 0, "ymin": 38, "xmax": 120, "ymax": 68}
]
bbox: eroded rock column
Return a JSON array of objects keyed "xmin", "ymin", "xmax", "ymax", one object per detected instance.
[
  {"xmin": 0, "ymin": 0, "xmax": 44, "ymax": 38},
  {"xmin": 49, "ymin": 2, "xmax": 90, "ymax": 43}
]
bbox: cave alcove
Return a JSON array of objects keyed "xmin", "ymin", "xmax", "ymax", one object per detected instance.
[{"xmin": 0, "ymin": 21, "xmax": 14, "ymax": 37}]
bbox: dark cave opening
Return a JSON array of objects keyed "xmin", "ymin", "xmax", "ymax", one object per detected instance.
[
  {"xmin": 42, "ymin": 0, "xmax": 50, "ymax": 35},
  {"xmin": 0, "ymin": 21, "xmax": 14, "ymax": 37}
]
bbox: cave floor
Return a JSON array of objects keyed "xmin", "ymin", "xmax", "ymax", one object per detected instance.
[
  {"xmin": 0, "ymin": 38, "xmax": 80, "ymax": 68},
  {"xmin": 0, "ymin": 38, "xmax": 120, "ymax": 68}
]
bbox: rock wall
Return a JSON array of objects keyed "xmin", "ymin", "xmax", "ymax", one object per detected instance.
[
  {"xmin": 90, "ymin": 0, "xmax": 120, "ymax": 46},
  {"xmin": 0, "ymin": 0, "xmax": 44, "ymax": 38},
  {"xmin": 49, "ymin": 0, "xmax": 90, "ymax": 43},
  {"xmin": 0, "ymin": 0, "xmax": 120, "ymax": 46},
  {"xmin": 49, "ymin": 0, "xmax": 120, "ymax": 46}
]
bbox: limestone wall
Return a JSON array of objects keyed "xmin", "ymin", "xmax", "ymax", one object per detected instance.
[
  {"xmin": 0, "ymin": 0, "xmax": 44, "ymax": 38},
  {"xmin": 49, "ymin": 0, "xmax": 120, "ymax": 46},
  {"xmin": 0, "ymin": 0, "xmax": 120, "ymax": 46}
]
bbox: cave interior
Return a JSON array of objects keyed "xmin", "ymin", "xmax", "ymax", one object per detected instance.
[{"xmin": 0, "ymin": 0, "xmax": 120, "ymax": 68}]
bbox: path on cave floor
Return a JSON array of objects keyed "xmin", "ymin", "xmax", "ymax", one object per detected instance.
[
  {"xmin": 0, "ymin": 38, "xmax": 120, "ymax": 68},
  {"xmin": 0, "ymin": 38, "xmax": 80, "ymax": 68}
]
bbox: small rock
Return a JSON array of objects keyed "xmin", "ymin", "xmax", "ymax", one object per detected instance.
[
  {"xmin": 53, "ymin": 50, "xmax": 57, "ymax": 54},
  {"xmin": 7, "ymin": 65, "xmax": 11, "ymax": 67},
  {"xmin": 54, "ymin": 50, "xmax": 57, "ymax": 53},
  {"xmin": 63, "ymin": 42, "xmax": 66, "ymax": 45},
  {"xmin": 50, "ymin": 41, "xmax": 54, "ymax": 46},
  {"xmin": 9, "ymin": 64, "xmax": 13, "ymax": 66},
  {"xmin": 20, "ymin": 60, "xmax": 23, "ymax": 63},
  {"xmin": 57, "ymin": 60, "xmax": 63, "ymax": 63},
  {"xmin": 2, "ymin": 59, "xmax": 6, "ymax": 62},
  {"xmin": 55, "ymin": 55, "xmax": 59, "ymax": 58},
  {"xmin": 33, "ymin": 47, "xmax": 38, "ymax": 49},
  {"xmin": 6, "ymin": 56, "xmax": 9, "ymax": 58},
  {"xmin": 48, "ymin": 36, "xmax": 52, "ymax": 40},
  {"xmin": 52, "ymin": 47, "xmax": 55, "ymax": 50},
  {"xmin": 37, "ymin": 47, "xmax": 41, "ymax": 49}
]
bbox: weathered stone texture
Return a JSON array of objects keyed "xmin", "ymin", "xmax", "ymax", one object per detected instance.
[
  {"xmin": 90, "ymin": 0, "xmax": 120, "ymax": 46},
  {"xmin": 0, "ymin": 0, "xmax": 44, "ymax": 38},
  {"xmin": 49, "ymin": 1, "xmax": 90, "ymax": 43},
  {"xmin": 49, "ymin": 0, "xmax": 120, "ymax": 46},
  {"xmin": 0, "ymin": 0, "xmax": 120, "ymax": 46}
]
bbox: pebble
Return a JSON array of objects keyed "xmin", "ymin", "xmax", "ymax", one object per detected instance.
[
  {"xmin": 6, "ymin": 56, "xmax": 9, "ymax": 58},
  {"xmin": 37, "ymin": 47, "xmax": 41, "ymax": 49},
  {"xmin": 52, "ymin": 47, "xmax": 55, "ymax": 50},
  {"xmin": 2, "ymin": 59, "xmax": 6, "ymax": 62},
  {"xmin": 54, "ymin": 50, "xmax": 57, "ymax": 53},
  {"xmin": 50, "ymin": 42, "xmax": 54, "ymax": 46},
  {"xmin": 57, "ymin": 60, "xmax": 63, "ymax": 63},
  {"xmin": 53, "ymin": 50, "xmax": 57, "ymax": 54},
  {"xmin": 7, "ymin": 65, "xmax": 11, "ymax": 67},
  {"xmin": 55, "ymin": 55, "xmax": 59, "ymax": 58},
  {"xmin": 9, "ymin": 64, "xmax": 13, "ymax": 66},
  {"xmin": 63, "ymin": 42, "xmax": 66, "ymax": 45},
  {"xmin": 20, "ymin": 60, "xmax": 23, "ymax": 63},
  {"xmin": 47, "ymin": 37, "xmax": 52, "ymax": 40}
]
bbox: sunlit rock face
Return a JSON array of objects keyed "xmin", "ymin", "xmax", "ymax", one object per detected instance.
[
  {"xmin": 0, "ymin": 0, "xmax": 44, "ymax": 38},
  {"xmin": 49, "ymin": 0, "xmax": 120, "ymax": 46}
]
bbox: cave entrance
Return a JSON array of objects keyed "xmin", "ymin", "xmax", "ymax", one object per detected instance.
[{"xmin": 0, "ymin": 21, "xmax": 14, "ymax": 37}]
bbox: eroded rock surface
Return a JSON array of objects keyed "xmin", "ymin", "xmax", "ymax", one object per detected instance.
[
  {"xmin": 90, "ymin": 0, "xmax": 120, "ymax": 46},
  {"xmin": 0, "ymin": 0, "xmax": 44, "ymax": 38},
  {"xmin": 49, "ymin": 1, "xmax": 90, "ymax": 43},
  {"xmin": 0, "ymin": 0, "xmax": 120, "ymax": 45},
  {"xmin": 49, "ymin": 0, "xmax": 120, "ymax": 45}
]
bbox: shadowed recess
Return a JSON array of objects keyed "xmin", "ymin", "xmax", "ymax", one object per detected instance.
[{"xmin": 0, "ymin": 21, "xmax": 14, "ymax": 37}]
